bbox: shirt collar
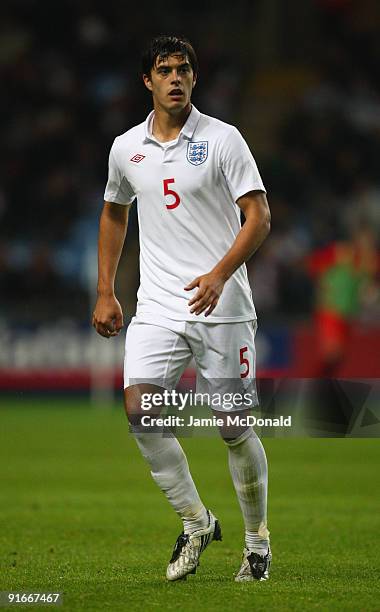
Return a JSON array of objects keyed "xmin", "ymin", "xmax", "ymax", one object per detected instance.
[{"xmin": 143, "ymin": 104, "xmax": 201, "ymax": 143}]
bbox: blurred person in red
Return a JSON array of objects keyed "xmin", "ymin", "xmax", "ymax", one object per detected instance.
[{"xmin": 307, "ymin": 224, "xmax": 379, "ymax": 377}]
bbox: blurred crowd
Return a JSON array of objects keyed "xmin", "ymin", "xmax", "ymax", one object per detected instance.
[
  {"xmin": 248, "ymin": 0, "xmax": 380, "ymax": 323},
  {"xmin": 1, "ymin": 0, "xmax": 379, "ymax": 325}
]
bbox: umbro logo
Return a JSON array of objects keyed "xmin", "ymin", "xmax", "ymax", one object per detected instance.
[{"xmin": 130, "ymin": 153, "xmax": 145, "ymax": 163}]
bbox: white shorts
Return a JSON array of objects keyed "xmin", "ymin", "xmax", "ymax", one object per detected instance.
[{"xmin": 124, "ymin": 315, "xmax": 258, "ymax": 410}]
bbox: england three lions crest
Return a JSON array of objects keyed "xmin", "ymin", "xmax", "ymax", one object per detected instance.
[{"xmin": 187, "ymin": 141, "xmax": 208, "ymax": 165}]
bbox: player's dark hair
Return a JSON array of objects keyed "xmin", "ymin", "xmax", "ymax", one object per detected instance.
[{"xmin": 142, "ymin": 35, "xmax": 198, "ymax": 77}]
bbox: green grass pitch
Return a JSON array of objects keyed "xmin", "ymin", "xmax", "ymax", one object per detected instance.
[{"xmin": 0, "ymin": 397, "xmax": 379, "ymax": 611}]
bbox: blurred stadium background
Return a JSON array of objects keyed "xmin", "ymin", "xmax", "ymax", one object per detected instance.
[{"xmin": 1, "ymin": 0, "xmax": 379, "ymax": 398}]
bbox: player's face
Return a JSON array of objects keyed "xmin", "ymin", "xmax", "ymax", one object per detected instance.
[{"xmin": 143, "ymin": 54, "xmax": 196, "ymax": 113}]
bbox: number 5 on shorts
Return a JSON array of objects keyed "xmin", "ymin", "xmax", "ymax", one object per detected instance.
[{"xmin": 240, "ymin": 346, "xmax": 250, "ymax": 378}]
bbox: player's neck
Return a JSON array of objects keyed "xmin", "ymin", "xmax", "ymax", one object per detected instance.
[{"xmin": 152, "ymin": 103, "xmax": 192, "ymax": 143}]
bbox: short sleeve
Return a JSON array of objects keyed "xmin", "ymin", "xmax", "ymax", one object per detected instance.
[
  {"xmin": 220, "ymin": 127, "xmax": 266, "ymax": 202},
  {"xmin": 104, "ymin": 140, "xmax": 136, "ymax": 205}
]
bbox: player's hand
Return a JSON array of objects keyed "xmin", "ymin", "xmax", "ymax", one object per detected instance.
[
  {"xmin": 92, "ymin": 294, "xmax": 124, "ymax": 338},
  {"xmin": 184, "ymin": 271, "xmax": 226, "ymax": 317}
]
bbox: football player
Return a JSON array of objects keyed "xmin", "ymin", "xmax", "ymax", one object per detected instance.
[{"xmin": 93, "ymin": 35, "xmax": 271, "ymax": 582}]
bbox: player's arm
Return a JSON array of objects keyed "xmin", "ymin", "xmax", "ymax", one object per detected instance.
[
  {"xmin": 92, "ymin": 201, "xmax": 130, "ymax": 338},
  {"xmin": 185, "ymin": 190, "xmax": 270, "ymax": 317}
]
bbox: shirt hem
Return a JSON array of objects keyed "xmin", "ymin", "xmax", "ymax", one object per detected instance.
[{"xmin": 134, "ymin": 310, "xmax": 257, "ymax": 324}]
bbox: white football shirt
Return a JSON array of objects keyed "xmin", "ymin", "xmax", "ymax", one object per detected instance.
[{"xmin": 104, "ymin": 105, "xmax": 266, "ymax": 322}]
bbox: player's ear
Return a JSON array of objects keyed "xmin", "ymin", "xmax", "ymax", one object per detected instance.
[
  {"xmin": 192, "ymin": 74, "xmax": 197, "ymax": 89},
  {"xmin": 143, "ymin": 73, "xmax": 153, "ymax": 92}
]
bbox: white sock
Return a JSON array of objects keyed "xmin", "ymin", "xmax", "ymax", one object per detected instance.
[
  {"xmin": 245, "ymin": 530, "xmax": 269, "ymax": 556},
  {"xmin": 132, "ymin": 428, "xmax": 208, "ymax": 534},
  {"xmin": 226, "ymin": 427, "xmax": 270, "ymax": 555}
]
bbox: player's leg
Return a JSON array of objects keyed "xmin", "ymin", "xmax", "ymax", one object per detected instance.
[
  {"xmin": 189, "ymin": 320, "xmax": 271, "ymax": 580},
  {"xmin": 216, "ymin": 412, "xmax": 269, "ymax": 552},
  {"xmin": 124, "ymin": 317, "xmax": 222, "ymax": 580},
  {"xmin": 126, "ymin": 384, "xmax": 210, "ymax": 537},
  {"xmin": 124, "ymin": 318, "xmax": 209, "ymax": 537},
  {"xmin": 217, "ymin": 415, "xmax": 271, "ymax": 581}
]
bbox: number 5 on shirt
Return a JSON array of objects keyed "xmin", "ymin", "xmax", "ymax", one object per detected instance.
[{"xmin": 163, "ymin": 178, "xmax": 181, "ymax": 210}]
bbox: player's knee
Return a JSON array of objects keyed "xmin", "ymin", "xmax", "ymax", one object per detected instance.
[
  {"xmin": 221, "ymin": 426, "xmax": 254, "ymax": 446},
  {"xmin": 213, "ymin": 409, "xmax": 255, "ymax": 445},
  {"xmin": 124, "ymin": 386, "xmax": 140, "ymax": 422},
  {"xmin": 124, "ymin": 384, "xmax": 165, "ymax": 426}
]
